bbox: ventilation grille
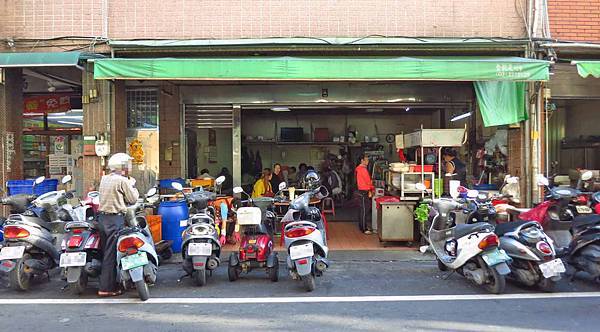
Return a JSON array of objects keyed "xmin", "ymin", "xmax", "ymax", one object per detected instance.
[{"xmin": 184, "ymin": 105, "xmax": 233, "ymax": 129}]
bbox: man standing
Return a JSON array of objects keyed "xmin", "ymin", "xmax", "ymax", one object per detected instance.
[
  {"xmin": 97, "ymin": 153, "xmax": 139, "ymax": 297},
  {"xmin": 355, "ymin": 154, "xmax": 374, "ymax": 234}
]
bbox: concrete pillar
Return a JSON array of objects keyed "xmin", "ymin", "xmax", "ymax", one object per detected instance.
[
  {"xmin": 0, "ymin": 68, "xmax": 24, "ymax": 187},
  {"xmin": 232, "ymin": 105, "xmax": 241, "ymax": 187},
  {"xmin": 111, "ymin": 80, "xmax": 127, "ymax": 153},
  {"xmin": 158, "ymin": 84, "xmax": 181, "ymax": 179}
]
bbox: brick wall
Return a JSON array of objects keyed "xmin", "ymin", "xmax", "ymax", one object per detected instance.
[
  {"xmin": 1, "ymin": 0, "xmax": 527, "ymax": 40},
  {"xmin": 548, "ymin": 0, "xmax": 600, "ymax": 42}
]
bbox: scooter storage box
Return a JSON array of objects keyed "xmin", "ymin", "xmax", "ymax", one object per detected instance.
[{"xmin": 237, "ymin": 207, "xmax": 262, "ymax": 225}]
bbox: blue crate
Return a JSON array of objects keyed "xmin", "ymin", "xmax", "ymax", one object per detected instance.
[
  {"xmin": 7, "ymin": 179, "xmax": 59, "ymax": 196},
  {"xmin": 159, "ymin": 178, "xmax": 186, "ymax": 189}
]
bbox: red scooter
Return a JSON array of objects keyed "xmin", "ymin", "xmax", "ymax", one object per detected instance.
[{"xmin": 227, "ymin": 186, "xmax": 283, "ymax": 282}]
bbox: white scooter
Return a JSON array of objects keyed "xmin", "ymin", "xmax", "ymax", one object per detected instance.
[
  {"xmin": 418, "ymin": 183, "xmax": 512, "ymax": 294},
  {"xmin": 281, "ymin": 184, "xmax": 330, "ymax": 292},
  {"xmin": 115, "ymin": 188, "xmax": 159, "ymax": 301}
]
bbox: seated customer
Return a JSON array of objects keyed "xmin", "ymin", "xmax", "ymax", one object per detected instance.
[{"xmin": 251, "ymin": 168, "xmax": 274, "ymax": 198}]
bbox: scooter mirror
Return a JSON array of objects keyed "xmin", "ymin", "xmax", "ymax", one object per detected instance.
[
  {"xmin": 233, "ymin": 186, "xmax": 244, "ymax": 194},
  {"xmin": 34, "ymin": 176, "xmax": 46, "ymax": 185},
  {"xmin": 61, "ymin": 174, "xmax": 72, "ymax": 184},
  {"xmin": 415, "ymin": 183, "xmax": 427, "ymax": 191},
  {"xmin": 146, "ymin": 187, "xmax": 158, "ymax": 197},
  {"xmin": 536, "ymin": 174, "xmax": 549, "ymax": 186},
  {"xmin": 171, "ymin": 182, "xmax": 184, "ymax": 191},
  {"xmin": 581, "ymin": 170, "xmax": 594, "ymax": 181},
  {"xmin": 215, "ymin": 176, "xmax": 226, "ymax": 186},
  {"xmin": 278, "ymin": 182, "xmax": 287, "ymax": 191}
]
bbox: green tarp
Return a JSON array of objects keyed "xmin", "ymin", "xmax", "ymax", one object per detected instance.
[
  {"xmin": 573, "ymin": 61, "xmax": 600, "ymax": 78},
  {"xmin": 0, "ymin": 51, "xmax": 97, "ymax": 68},
  {"xmin": 474, "ymin": 81, "xmax": 527, "ymax": 127},
  {"xmin": 93, "ymin": 56, "xmax": 550, "ymax": 81}
]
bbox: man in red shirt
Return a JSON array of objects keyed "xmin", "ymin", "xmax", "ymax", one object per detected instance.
[{"xmin": 355, "ymin": 153, "xmax": 375, "ymax": 234}]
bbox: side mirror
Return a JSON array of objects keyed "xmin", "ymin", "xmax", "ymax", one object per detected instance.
[
  {"xmin": 581, "ymin": 170, "xmax": 593, "ymax": 181},
  {"xmin": 278, "ymin": 182, "xmax": 287, "ymax": 191},
  {"xmin": 34, "ymin": 176, "xmax": 46, "ymax": 185},
  {"xmin": 171, "ymin": 182, "xmax": 184, "ymax": 191},
  {"xmin": 146, "ymin": 187, "xmax": 157, "ymax": 197},
  {"xmin": 415, "ymin": 183, "xmax": 427, "ymax": 191},
  {"xmin": 536, "ymin": 174, "xmax": 549, "ymax": 186},
  {"xmin": 61, "ymin": 174, "xmax": 72, "ymax": 184},
  {"xmin": 233, "ymin": 186, "xmax": 244, "ymax": 194},
  {"xmin": 215, "ymin": 176, "xmax": 226, "ymax": 186}
]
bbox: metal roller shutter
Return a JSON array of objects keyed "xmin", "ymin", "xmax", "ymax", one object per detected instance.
[{"xmin": 184, "ymin": 104, "xmax": 233, "ymax": 129}]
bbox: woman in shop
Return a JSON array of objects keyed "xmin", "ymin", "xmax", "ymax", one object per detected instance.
[
  {"xmin": 251, "ymin": 168, "xmax": 274, "ymax": 198},
  {"xmin": 442, "ymin": 148, "xmax": 468, "ymax": 189},
  {"xmin": 270, "ymin": 163, "xmax": 284, "ymax": 192}
]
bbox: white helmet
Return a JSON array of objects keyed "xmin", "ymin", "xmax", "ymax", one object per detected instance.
[{"xmin": 107, "ymin": 153, "xmax": 133, "ymax": 172}]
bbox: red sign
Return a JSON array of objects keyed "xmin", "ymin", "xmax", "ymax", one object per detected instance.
[{"xmin": 24, "ymin": 95, "xmax": 71, "ymax": 114}]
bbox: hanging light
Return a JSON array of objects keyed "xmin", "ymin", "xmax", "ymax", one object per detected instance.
[{"xmin": 450, "ymin": 112, "xmax": 472, "ymax": 122}]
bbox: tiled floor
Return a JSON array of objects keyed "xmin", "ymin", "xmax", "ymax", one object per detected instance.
[{"xmin": 223, "ymin": 222, "xmax": 414, "ymax": 252}]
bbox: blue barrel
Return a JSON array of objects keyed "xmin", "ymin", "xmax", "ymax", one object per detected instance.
[{"xmin": 158, "ymin": 200, "xmax": 189, "ymax": 253}]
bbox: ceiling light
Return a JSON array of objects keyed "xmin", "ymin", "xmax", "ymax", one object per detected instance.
[
  {"xmin": 450, "ymin": 112, "xmax": 472, "ymax": 122},
  {"xmin": 366, "ymin": 108, "xmax": 383, "ymax": 113},
  {"xmin": 270, "ymin": 107, "xmax": 291, "ymax": 112},
  {"xmin": 405, "ymin": 107, "xmax": 411, "ymax": 112},
  {"xmin": 56, "ymin": 120, "xmax": 82, "ymax": 126}
]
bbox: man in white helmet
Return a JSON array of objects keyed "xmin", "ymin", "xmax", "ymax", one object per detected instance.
[{"xmin": 97, "ymin": 153, "xmax": 139, "ymax": 296}]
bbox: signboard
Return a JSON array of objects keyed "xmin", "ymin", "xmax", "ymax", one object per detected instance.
[
  {"xmin": 83, "ymin": 135, "xmax": 97, "ymax": 156},
  {"xmin": 24, "ymin": 94, "xmax": 71, "ymax": 114},
  {"xmin": 53, "ymin": 136, "xmax": 65, "ymax": 154}
]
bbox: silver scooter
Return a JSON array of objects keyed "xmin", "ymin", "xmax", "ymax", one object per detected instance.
[
  {"xmin": 115, "ymin": 188, "xmax": 159, "ymax": 301},
  {"xmin": 281, "ymin": 184, "xmax": 330, "ymax": 292},
  {"xmin": 173, "ymin": 176, "xmax": 225, "ymax": 286}
]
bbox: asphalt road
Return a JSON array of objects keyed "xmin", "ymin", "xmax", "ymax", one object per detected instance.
[{"xmin": 0, "ymin": 250, "xmax": 599, "ymax": 331}]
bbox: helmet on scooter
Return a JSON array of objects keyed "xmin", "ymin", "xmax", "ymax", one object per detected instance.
[
  {"xmin": 107, "ymin": 153, "xmax": 133, "ymax": 172},
  {"xmin": 304, "ymin": 171, "xmax": 321, "ymax": 190}
]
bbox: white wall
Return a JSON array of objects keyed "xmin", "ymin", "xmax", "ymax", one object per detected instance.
[{"xmin": 194, "ymin": 128, "xmax": 233, "ymax": 176}]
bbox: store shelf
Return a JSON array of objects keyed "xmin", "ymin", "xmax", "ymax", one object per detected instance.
[{"xmin": 244, "ymin": 140, "xmax": 361, "ymax": 147}]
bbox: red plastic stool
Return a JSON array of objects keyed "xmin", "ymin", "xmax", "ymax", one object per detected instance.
[
  {"xmin": 321, "ymin": 197, "xmax": 335, "ymax": 217},
  {"xmin": 321, "ymin": 211, "xmax": 330, "ymax": 240}
]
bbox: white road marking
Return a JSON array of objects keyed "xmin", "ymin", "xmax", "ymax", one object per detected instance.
[{"xmin": 0, "ymin": 292, "xmax": 599, "ymax": 305}]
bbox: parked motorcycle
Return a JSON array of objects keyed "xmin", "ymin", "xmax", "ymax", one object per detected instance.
[
  {"xmin": 0, "ymin": 176, "xmax": 74, "ymax": 291},
  {"xmin": 228, "ymin": 186, "xmax": 280, "ymax": 282},
  {"xmin": 115, "ymin": 187, "xmax": 159, "ymax": 301},
  {"xmin": 419, "ymin": 184, "xmax": 511, "ymax": 294},
  {"xmin": 281, "ymin": 184, "xmax": 329, "ymax": 292},
  {"xmin": 173, "ymin": 176, "xmax": 225, "ymax": 286}
]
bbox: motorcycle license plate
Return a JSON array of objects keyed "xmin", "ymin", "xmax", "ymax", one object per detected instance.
[
  {"xmin": 60, "ymin": 252, "xmax": 87, "ymax": 267},
  {"xmin": 121, "ymin": 252, "xmax": 149, "ymax": 271},
  {"xmin": 481, "ymin": 249, "xmax": 510, "ymax": 267},
  {"xmin": 576, "ymin": 206, "xmax": 593, "ymax": 214},
  {"xmin": 187, "ymin": 242, "xmax": 212, "ymax": 256},
  {"xmin": 0, "ymin": 246, "xmax": 25, "ymax": 260},
  {"xmin": 539, "ymin": 258, "xmax": 566, "ymax": 278},
  {"xmin": 289, "ymin": 243, "xmax": 314, "ymax": 260}
]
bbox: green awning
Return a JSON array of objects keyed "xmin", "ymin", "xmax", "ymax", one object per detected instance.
[
  {"xmin": 474, "ymin": 81, "xmax": 527, "ymax": 127},
  {"xmin": 93, "ymin": 56, "xmax": 550, "ymax": 81},
  {"xmin": 573, "ymin": 60, "xmax": 600, "ymax": 78},
  {"xmin": 0, "ymin": 51, "xmax": 97, "ymax": 68}
]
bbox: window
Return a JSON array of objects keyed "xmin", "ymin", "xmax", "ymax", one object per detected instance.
[{"xmin": 126, "ymin": 89, "xmax": 158, "ymax": 128}]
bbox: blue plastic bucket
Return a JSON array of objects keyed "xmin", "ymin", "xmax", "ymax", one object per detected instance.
[{"xmin": 157, "ymin": 200, "xmax": 189, "ymax": 253}]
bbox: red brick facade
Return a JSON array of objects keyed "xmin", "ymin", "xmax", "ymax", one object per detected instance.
[
  {"xmin": 1, "ymin": 0, "xmax": 527, "ymax": 40},
  {"xmin": 548, "ymin": 0, "xmax": 600, "ymax": 42}
]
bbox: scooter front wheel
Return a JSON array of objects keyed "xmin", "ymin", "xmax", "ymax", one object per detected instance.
[
  {"xmin": 135, "ymin": 280, "xmax": 150, "ymax": 301},
  {"xmin": 268, "ymin": 255, "xmax": 279, "ymax": 282},
  {"xmin": 193, "ymin": 269, "xmax": 207, "ymax": 286},
  {"xmin": 301, "ymin": 274, "xmax": 316, "ymax": 292},
  {"xmin": 9, "ymin": 253, "xmax": 32, "ymax": 291},
  {"xmin": 483, "ymin": 267, "xmax": 506, "ymax": 294}
]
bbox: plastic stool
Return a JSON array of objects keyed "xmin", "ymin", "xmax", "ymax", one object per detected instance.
[
  {"xmin": 321, "ymin": 212, "xmax": 330, "ymax": 240},
  {"xmin": 321, "ymin": 197, "xmax": 335, "ymax": 217}
]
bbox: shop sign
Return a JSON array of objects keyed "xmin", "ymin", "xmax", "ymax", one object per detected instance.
[
  {"xmin": 83, "ymin": 135, "xmax": 97, "ymax": 156},
  {"xmin": 24, "ymin": 94, "xmax": 71, "ymax": 114},
  {"xmin": 4, "ymin": 132, "xmax": 15, "ymax": 172},
  {"xmin": 54, "ymin": 136, "xmax": 65, "ymax": 153}
]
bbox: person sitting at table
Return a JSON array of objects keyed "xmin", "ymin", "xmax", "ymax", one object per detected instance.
[
  {"xmin": 251, "ymin": 168, "xmax": 274, "ymax": 198},
  {"xmin": 270, "ymin": 163, "xmax": 284, "ymax": 192}
]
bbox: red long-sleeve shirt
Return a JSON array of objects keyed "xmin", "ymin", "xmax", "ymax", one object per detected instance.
[{"xmin": 355, "ymin": 164, "xmax": 374, "ymax": 191}]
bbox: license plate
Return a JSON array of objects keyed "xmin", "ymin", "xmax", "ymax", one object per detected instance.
[
  {"xmin": 121, "ymin": 252, "xmax": 149, "ymax": 271},
  {"xmin": 289, "ymin": 243, "xmax": 314, "ymax": 260},
  {"xmin": 0, "ymin": 246, "xmax": 25, "ymax": 260},
  {"xmin": 60, "ymin": 252, "xmax": 87, "ymax": 267},
  {"xmin": 539, "ymin": 258, "xmax": 566, "ymax": 278},
  {"xmin": 576, "ymin": 206, "xmax": 592, "ymax": 214},
  {"xmin": 481, "ymin": 249, "xmax": 510, "ymax": 266},
  {"xmin": 249, "ymin": 239, "xmax": 256, "ymax": 244},
  {"xmin": 246, "ymin": 252, "xmax": 256, "ymax": 259},
  {"xmin": 187, "ymin": 242, "xmax": 212, "ymax": 256}
]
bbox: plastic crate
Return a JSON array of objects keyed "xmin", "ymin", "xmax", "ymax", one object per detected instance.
[
  {"xmin": 7, "ymin": 179, "xmax": 59, "ymax": 196},
  {"xmin": 159, "ymin": 178, "xmax": 186, "ymax": 189}
]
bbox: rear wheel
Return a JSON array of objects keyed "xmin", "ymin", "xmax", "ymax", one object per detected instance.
[
  {"xmin": 228, "ymin": 253, "xmax": 239, "ymax": 282},
  {"xmin": 484, "ymin": 267, "xmax": 506, "ymax": 294},
  {"xmin": 302, "ymin": 274, "xmax": 316, "ymax": 292},
  {"xmin": 537, "ymin": 278, "xmax": 557, "ymax": 292},
  {"xmin": 71, "ymin": 269, "xmax": 88, "ymax": 295},
  {"xmin": 268, "ymin": 255, "xmax": 279, "ymax": 282},
  {"xmin": 135, "ymin": 280, "xmax": 150, "ymax": 301},
  {"xmin": 193, "ymin": 269, "xmax": 207, "ymax": 286},
  {"xmin": 159, "ymin": 248, "xmax": 173, "ymax": 261},
  {"xmin": 9, "ymin": 253, "xmax": 32, "ymax": 291}
]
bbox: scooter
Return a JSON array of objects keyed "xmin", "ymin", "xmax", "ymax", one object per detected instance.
[
  {"xmin": 0, "ymin": 176, "xmax": 73, "ymax": 291},
  {"xmin": 419, "ymin": 184, "xmax": 511, "ymax": 294},
  {"xmin": 281, "ymin": 184, "xmax": 330, "ymax": 292},
  {"xmin": 115, "ymin": 187, "xmax": 159, "ymax": 301},
  {"xmin": 59, "ymin": 191, "xmax": 102, "ymax": 295},
  {"xmin": 227, "ymin": 186, "xmax": 280, "ymax": 282},
  {"xmin": 173, "ymin": 176, "xmax": 225, "ymax": 286}
]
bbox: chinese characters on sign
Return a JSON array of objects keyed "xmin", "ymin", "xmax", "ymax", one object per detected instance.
[
  {"xmin": 5, "ymin": 132, "xmax": 15, "ymax": 172},
  {"xmin": 24, "ymin": 95, "xmax": 71, "ymax": 114},
  {"xmin": 495, "ymin": 64, "xmax": 530, "ymax": 79}
]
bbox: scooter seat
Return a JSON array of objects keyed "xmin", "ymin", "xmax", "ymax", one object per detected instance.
[
  {"xmin": 453, "ymin": 223, "xmax": 492, "ymax": 239},
  {"xmin": 494, "ymin": 220, "xmax": 537, "ymax": 237},
  {"xmin": 19, "ymin": 215, "xmax": 52, "ymax": 231},
  {"xmin": 572, "ymin": 215, "xmax": 600, "ymax": 231}
]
